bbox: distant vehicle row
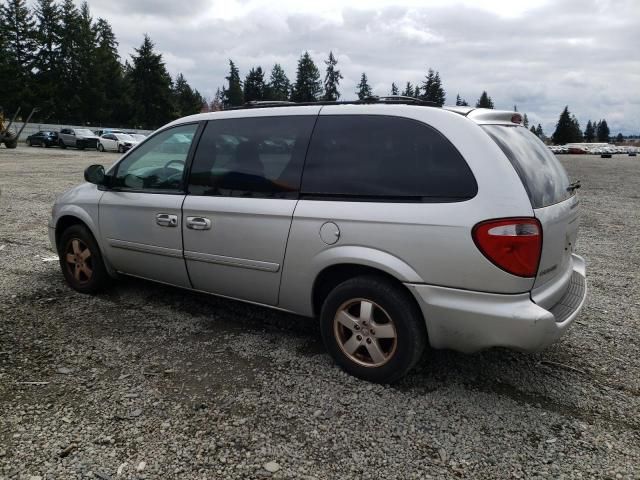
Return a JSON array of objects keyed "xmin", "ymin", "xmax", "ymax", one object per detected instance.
[
  {"xmin": 26, "ymin": 128, "xmax": 147, "ymax": 152},
  {"xmin": 548, "ymin": 144, "xmax": 638, "ymax": 157}
]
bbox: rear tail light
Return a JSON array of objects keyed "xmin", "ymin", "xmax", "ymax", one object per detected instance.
[{"xmin": 472, "ymin": 218, "xmax": 542, "ymax": 277}]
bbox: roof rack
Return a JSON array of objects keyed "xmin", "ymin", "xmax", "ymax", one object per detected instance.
[{"xmin": 228, "ymin": 96, "xmax": 440, "ymax": 110}]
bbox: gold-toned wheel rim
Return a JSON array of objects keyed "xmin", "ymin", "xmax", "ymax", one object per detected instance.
[
  {"xmin": 333, "ymin": 298, "xmax": 398, "ymax": 368},
  {"xmin": 64, "ymin": 238, "xmax": 93, "ymax": 284}
]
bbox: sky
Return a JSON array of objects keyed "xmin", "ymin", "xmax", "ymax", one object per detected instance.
[{"xmin": 77, "ymin": 0, "xmax": 640, "ymax": 134}]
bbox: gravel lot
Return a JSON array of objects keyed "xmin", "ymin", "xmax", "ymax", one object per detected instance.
[{"xmin": 0, "ymin": 146, "xmax": 638, "ymax": 479}]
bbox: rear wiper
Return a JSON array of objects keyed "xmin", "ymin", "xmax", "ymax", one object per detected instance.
[{"xmin": 567, "ymin": 180, "xmax": 581, "ymax": 192}]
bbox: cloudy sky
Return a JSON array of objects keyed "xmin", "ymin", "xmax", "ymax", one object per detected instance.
[{"xmin": 80, "ymin": 0, "xmax": 638, "ymax": 134}]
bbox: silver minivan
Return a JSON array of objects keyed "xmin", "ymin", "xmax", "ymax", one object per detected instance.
[{"xmin": 49, "ymin": 99, "xmax": 587, "ymax": 383}]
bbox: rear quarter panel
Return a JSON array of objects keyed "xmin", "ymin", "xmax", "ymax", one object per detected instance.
[{"xmin": 278, "ymin": 106, "xmax": 537, "ymax": 316}]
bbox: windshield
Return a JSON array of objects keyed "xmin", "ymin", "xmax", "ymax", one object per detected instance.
[
  {"xmin": 482, "ymin": 125, "xmax": 572, "ymax": 208},
  {"xmin": 75, "ymin": 129, "xmax": 95, "ymax": 136}
]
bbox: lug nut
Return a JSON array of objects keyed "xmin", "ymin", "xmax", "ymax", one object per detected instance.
[
  {"xmin": 370, "ymin": 329, "xmax": 375, "ymax": 335},
  {"xmin": 354, "ymin": 325, "xmax": 360, "ymax": 330},
  {"xmin": 356, "ymin": 335, "xmax": 362, "ymax": 341},
  {"xmin": 362, "ymin": 321, "xmax": 368, "ymax": 326},
  {"xmin": 366, "ymin": 338, "xmax": 372, "ymax": 344}
]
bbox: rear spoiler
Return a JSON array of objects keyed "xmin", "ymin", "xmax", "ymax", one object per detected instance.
[{"xmin": 444, "ymin": 106, "xmax": 523, "ymax": 125}]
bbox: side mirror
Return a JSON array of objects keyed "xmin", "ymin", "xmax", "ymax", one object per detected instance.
[{"xmin": 84, "ymin": 164, "xmax": 106, "ymax": 185}]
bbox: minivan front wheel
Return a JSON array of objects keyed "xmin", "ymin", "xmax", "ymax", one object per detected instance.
[
  {"xmin": 58, "ymin": 224, "xmax": 109, "ymax": 293},
  {"xmin": 320, "ymin": 276, "xmax": 426, "ymax": 383}
]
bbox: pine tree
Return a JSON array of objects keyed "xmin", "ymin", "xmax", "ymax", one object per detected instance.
[
  {"xmin": 455, "ymin": 94, "xmax": 468, "ymax": 106},
  {"xmin": 615, "ymin": 133, "xmax": 624, "ymax": 143},
  {"xmin": 75, "ymin": 2, "xmax": 102, "ymax": 124},
  {"xmin": 420, "ymin": 69, "xmax": 445, "ymax": 106},
  {"xmin": 210, "ymin": 88, "xmax": 223, "ymax": 111},
  {"xmin": 523, "ymin": 113, "xmax": 529, "ymax": 128},
  {"xmin": 32, "ymin": 0, "xmax": 62, "ymax": 120},
  {"xmin": 356, "ymin": 72, "xmax": 372, "ymax": 100},
  {"xmin": 266, "ymin": 64, "xmax": 290, "ymax": 101},
  {"xmin": 93, "ymin": 18, "xmax": 127, "ymax": 125},
  {"xmin": 536, "ymin": 124, "xmax": 544, "ymax": 139},
  {"xmin": 128, "ymin": 35, "xmax": 174, "ymax": 128},
  {"xmin": 243, "ymin": 66, "xmax": 266, "ymax": 102},
  {"xmin": 223, "ymin": 60, "xmax": 243, "ymax": 107},
  {"xmin": 291, "ymin": 51, "xmax": 322, "ymax": 102},
  {"xmin": 58, "ymin": 0, "xmax": 82, "ymax": 122},
  {"xmin": 596, "ymin": 119, "xmax": 610, "ymax": 142},
  {"xmin": 530, "ymin": 125, "xmax": 537, "ymax": 135},
  {"xmin": 476, "ymin": 91, "xmax": 494, "ymax": 109},
  {"xmin": 173, "ymin": 73, "xmax": 204, "ymax": 117},
  {"xmin": 0, "ymin": 0, "xmax": 37, "ymax": 113},
  {"xmin": 414, "ymin": 83, "xmax": 421, "ymax": 98},
  {"xmin": 322, "ymin": 51, "xmax": 342, "ymax": 101},
  {"xmin": 402, "ymin": 82, "xmax": 414, "ymax": 97},
  {"xmin": 390, "ymin": 82, "xmax": 399, "ymax": 95},
  {"xmin": 584, "ymin": 120, "xmax": 595, "ymax": 142},
  {"xmin": 552, "ymin": 106, "xmax": 582, "ymax": 145}
]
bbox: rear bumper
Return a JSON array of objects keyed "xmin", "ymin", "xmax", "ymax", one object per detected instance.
[{"xmin": 406, "ymin": 254, "xmax": 587, "ymax": 353}]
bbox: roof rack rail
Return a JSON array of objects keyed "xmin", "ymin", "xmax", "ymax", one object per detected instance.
[{"xmin": 227, "ymin": 96, "xmax": 441, "ymax": 110}]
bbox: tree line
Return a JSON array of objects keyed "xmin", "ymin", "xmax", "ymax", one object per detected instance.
[
  {"xmin": 0, "ymin": 0, "xmax": 203, "ymax": 128},
  {"xmin": 551, "ymin": 106, "xmax": 611, "ymax": 144}
]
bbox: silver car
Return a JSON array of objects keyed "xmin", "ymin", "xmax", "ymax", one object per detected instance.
[{"xmin": 49, "ymin": 101, "xmax": 587, "ymax": 383}]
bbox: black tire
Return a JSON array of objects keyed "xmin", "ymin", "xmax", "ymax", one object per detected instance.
[
  {"xmin": 118, "ymin": 145, "xmax": 124, "ymax": 153},
  {"xmin": 320, "ymin": 275, "xmax": 427, "ymax": 384},
  {"xmin": 26, "ymin": 139, "xmax": 32, "ymax": 147},
  {"xmin": 59, "ymin": 140, "xmax": 67, "ymax": 149},
  {"xmin": 97, "ymin": 143, "xmax": 104, "ymax": 152},
  {"xmin": 58, "ymin": 224, "xmax": 109, "ymax": 294}
]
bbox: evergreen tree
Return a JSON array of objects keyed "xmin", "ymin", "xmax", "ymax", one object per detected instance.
[
  {"xmin": 455, "ymin": 94, "xmax": 468, "ymax": 106},
  {"xmin": 58, "ymin": 0, "xmax": 82, "ymax": 121},
  {"xmin": 356, "ymin": 72, "xmax": 372, "ymax": 100},
  {"xmin": 128, "ymin": 35, "xmax": 174, "ymax": 128},
  {"xmin": 93, "ymin": 18, "xmax": 128, "ymax": 125},
  {"xmin": 530, "ymin": 125, "xmax": 537, "ymax": 135},
  {"xmin": 414, "ymin": 83, "xmax": 421, "ymax": 98},
  {"xmin": 0, "ymin": 0, "xmax": 37, "ymax": 113},
  {"xmin": 535, "ymin": 124, "xmax": 544, "ymax": 139},
  {"xmin": 552, "ymin": 106, "xmax": 583, "ymax": 144},
  {"xmin": 173, "ymin": 73, "xmax": 204, "ymax": 117},
  {"xmin": 523, "ymin": 113, "xmax": 529, "ymax": 128},
  {"xmin": 291, "ymin": 51, "xmax": 322, "ymax": 102},
  {"xmin": 32, "ymin": 0, "xmax": 62, "ymax": 120},
  {"xmin": 402, "ymin": 82, "xmax": 414, "ymax": 97},
  {"xmin": 223, "ymin": 59, "xmax": 243, "ymax": 107},
  {"xmin": 266, "ymin": 64, "xmax": 290, "ymax": 101},
  {"xmin": 584, "ymin": 120, "xmax": 595, "ymax": 142},
  {"xmin": 243, "ymin": 66, "xmax": 266, "ymax": 102},
  {"xmin": 322, "ymin": 51, "xmax": 342, "ymax": 101},
  {"xmin": 597, "ymin": 119, "xmax": 610, "ymax": 142},
  {"xmin": 210, "ymin": 87, "xmax": 223, "ymax": 111},
  {"xmin": 390, "ymin": 82, "xmax": 399, "ymax": 95},
  {"xmin": 420, "ymin": 69, "xmax": 445, "ymax": 106},
  {"xmin": 615, "ymin": 133, "xmax": 624, "ymax": 143},
  {"xmin": 513, "ymin": 104, "xmax": 518, "ymax": 112},
  {"xmin": 75, "ymin": 2, "xmax": 101, "ymax": 124},
  {"xmin": 476, "ymin": 91, "xmax": 494, "ymax": 109}
]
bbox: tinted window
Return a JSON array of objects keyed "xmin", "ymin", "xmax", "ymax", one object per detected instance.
[
  {"xmin": 112, "ymin": 123, "xmax": 198, "ymax": 192},
  {"xmin": 483, "ymin": 125, "xmax": 571, "ymax": 208},
  {"xmin": 301, "ymin": 115, "xmax": 477, "ymax": 201},
  {"xmin": 188, "ymin": 116, "xmax": 316, "ymax": 198}
]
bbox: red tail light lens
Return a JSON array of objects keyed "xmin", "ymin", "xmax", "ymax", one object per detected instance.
[{"xmin": 472, "ymin": 218, "xmax": 542, "ymax": 277}]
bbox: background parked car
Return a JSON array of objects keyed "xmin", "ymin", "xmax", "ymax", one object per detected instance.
[
  {"xmin": 26, "ymin": 131, "xmax": 58, "ymax": 147},
  {"xmin": 128, "ymin": 133, "xmax": 147, "ymax": 142},
  {"xmin": 58, "ymin": 128, "xmax": 100, "ymax": 150},
  {"xmin": 97, "ymin": 133, "xmax": 139, "ymax": 153},
  {"xmin": 94, "ymin": 129, "xmax": 125, "ymax": 137}
]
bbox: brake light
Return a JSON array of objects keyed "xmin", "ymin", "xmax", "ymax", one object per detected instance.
[{"xmin": 472, "ymin": 218, "xmax": 542, "ymax": 277}]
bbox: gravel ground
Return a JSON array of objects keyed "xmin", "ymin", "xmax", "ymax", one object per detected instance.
[{"xmin": 0, "ymin": 146, "xmax": 638, "ymax": 479}]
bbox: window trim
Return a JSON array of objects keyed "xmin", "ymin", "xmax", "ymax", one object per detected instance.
[
  {"xmin": 103, "ymin": 121, "xmax": 205, "ymax": 195},
  {"xmin": 299, "ymin": 114, "xmax": 478, "ymax": 203}
]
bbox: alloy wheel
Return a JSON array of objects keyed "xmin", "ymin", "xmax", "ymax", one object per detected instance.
[
  {"xmin": 64, "ymin": 238, "xmax": 94, "ymax": 285},
  {"xmin": 333, "ymin": 298, "xmax": 398, "ymax": 367}
]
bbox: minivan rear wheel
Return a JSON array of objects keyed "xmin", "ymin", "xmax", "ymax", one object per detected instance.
[{"xmin": 320, "ymin": 276, "xmax": 426, "ymax": 383}]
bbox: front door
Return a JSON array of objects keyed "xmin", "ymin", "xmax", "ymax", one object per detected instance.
[
  {"xmin": 99, "ymin": 123, "xmax": 200, "ymax": 287},
  {"xmin": 182, "ymin": 113, "xmax": 317, "ymax": 305}
]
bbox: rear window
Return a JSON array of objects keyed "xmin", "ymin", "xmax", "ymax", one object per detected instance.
[
  {"xmin": 482, "ymin": 125, "xmax": 572, "ymax": 208},
  {"xmin": 301, "ymin": 115, "xmax": 477, "ymax": 202}
]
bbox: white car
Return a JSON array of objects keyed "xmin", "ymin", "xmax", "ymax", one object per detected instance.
[
  {"xmin": 128, "ymin": 133, "xmax": 147, "ymax": 142},
  {"xmin": 97, "ymin": 133, "xmax": 139, "ymax": 153}
]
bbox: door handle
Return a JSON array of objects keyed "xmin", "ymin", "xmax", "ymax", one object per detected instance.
[
  {"xmin": 186, "ymin": 216, "xmax": 212, "ymax": 230},
  {"xmin": 156, "ymin": 213, "xmax": 178, "ymax": 227}
]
